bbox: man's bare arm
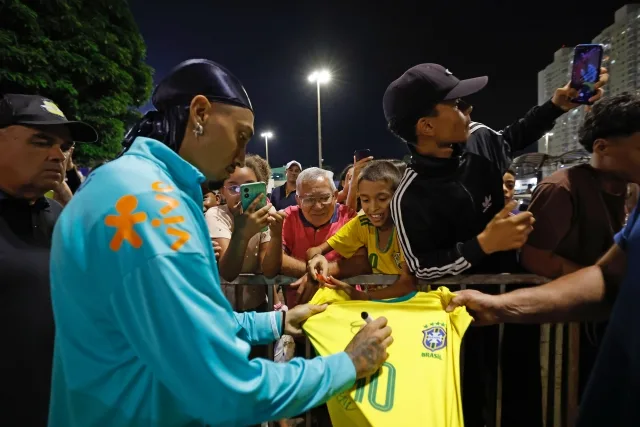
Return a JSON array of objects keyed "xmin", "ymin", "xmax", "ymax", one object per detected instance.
[
  {"xmin": 327, "ymin": 248, "xmax": 372, "ymax": 278},
  {"xmin": 53, "ymin": 181, "xmax": 73, "ymax": 207},
  {"xmin": 345, "ymin": 176, "xmax": 359, "ymax": 212},
  {"xmin": 498, "ymin": 244, "xmax": 626, "ymax": 324},
  {"xmin": 520, "ymin": 244, "xmax": 583, "ymax": 279},
  {"xmin": 306, "ymin": 242, "xmax": 332, "ymax": 261},
  {"xmin": 261, "ymin": 236, "xmax": 283, "ymax": 278},
  {"xmin": 366, "ymin": 264, "xmax": 417, "ymax": 300},
  {"xmin": 280, "ymin": 253, "xmax": 308, "ymax": 277}
]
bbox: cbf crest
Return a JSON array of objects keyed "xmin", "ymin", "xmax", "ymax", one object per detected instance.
[
  {"xmin": 393, "ymin": 251, "xmax": 402, "ymax": 269},
  {"xmin": 422, "ymin": 322, "xmax": 447, "ymax": 352}
]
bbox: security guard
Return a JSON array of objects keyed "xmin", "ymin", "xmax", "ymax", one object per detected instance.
[{"xmin": 0, "ymin": 93, "xmax": 97, "ymax": 426}]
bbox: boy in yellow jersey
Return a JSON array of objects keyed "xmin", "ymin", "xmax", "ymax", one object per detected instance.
[
  {"xmin": 306, "ymin": 160, "xmax": 417, "ymax": 299},
  {"xmin": 303, "ymin": 286, "xmax": 471, "ymax": 427}
]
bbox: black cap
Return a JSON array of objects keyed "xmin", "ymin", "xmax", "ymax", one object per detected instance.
[
  {"xmin": 0, "ymin": 94, "xmax": 98, "ymax": 142},
  {"xmin": 152, "ymin": 59, "xmax": 252, "ymax": 112},
  {"xmin": 383, "ymin": 64, "xmax": 488, "ymax": 123}
]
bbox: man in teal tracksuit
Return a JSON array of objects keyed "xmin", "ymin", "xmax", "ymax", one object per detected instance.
[{"xmin": 48, "ymin": 59, "xmax": 392, "ymax": 426}]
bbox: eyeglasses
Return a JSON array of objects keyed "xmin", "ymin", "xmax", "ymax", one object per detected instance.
[
  {"xmin": 224, "ymin": 185, "xmax": 241, "ymax": 194},
  {"xmin": 299, "ymin": 194, "xmax": 334, "ymax": 208}
]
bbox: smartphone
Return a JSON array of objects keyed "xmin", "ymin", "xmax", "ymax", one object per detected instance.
[
  {"xmin": 354, "ymin": 149, "xmax": 371, "ymax": 162},
  {"xmin": 518, "ymin": 200, "xmax": 529, "ymax": 212},
  {"xmin": 240, "ymin": 182, "xmax": 268, "ymax": 231},
  {"xmin": 570, "ymin": 44, "xmax": 604, "ymax": 105}
]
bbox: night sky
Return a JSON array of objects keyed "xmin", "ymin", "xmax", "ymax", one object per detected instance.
[{"xmin": 129, "ymin": 0, "xmax": 631, "ymax": 172}]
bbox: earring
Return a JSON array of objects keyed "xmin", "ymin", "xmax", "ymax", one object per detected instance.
[{"xmin": 193, "ymin": 122, "xmax": 204, "ymax": 137}]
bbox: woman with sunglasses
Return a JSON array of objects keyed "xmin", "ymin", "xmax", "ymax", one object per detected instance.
[{"xmin": 206, "ymin": 154, "xmax": 286, "ymax": 313}]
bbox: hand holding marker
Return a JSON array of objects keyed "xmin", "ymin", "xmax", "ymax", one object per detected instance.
[{"xmin": 361, "ymin": 311, "xmax": 373, "ymax": 324}]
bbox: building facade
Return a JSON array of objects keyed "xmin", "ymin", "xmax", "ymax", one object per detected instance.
[
  {"xmin": 537, "ymin": 47, "xmax": 578, "ymax": 156},
  {"xmin": 537, "ymin": 4, "xmax": 640, "ymax": 159}
]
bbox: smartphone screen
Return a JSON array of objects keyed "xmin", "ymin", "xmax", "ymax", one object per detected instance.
[
  {"xmin": 570, "ymin": 44, "xmax": 603, "ymax": 105},
  {"xmin": 354, "ymin": 149, "xmax": 371, "ymax": 162}
]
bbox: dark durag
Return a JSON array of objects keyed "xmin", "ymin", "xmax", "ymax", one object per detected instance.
[{"xmin": 122, "ymin": 58, "xmax": 252, "ymax": 153}]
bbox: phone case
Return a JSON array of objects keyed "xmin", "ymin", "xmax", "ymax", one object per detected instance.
[
  {"xmin": 354, "ymin": 149, "xmax": 371, "ymax": 162},
  {"xmin": 240, "ymin": 182, "xmax": 268, "ymax": 232},
  {"xmin": 570, "ymin": 44, "xmax": 604, "ymax": 105}
]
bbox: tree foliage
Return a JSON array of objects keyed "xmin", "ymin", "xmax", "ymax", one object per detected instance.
[{"xmin": 0, "ymin": 0, "xmax": 153, "ymax": 164}]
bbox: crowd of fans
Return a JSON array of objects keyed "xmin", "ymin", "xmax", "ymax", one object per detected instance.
[{"xmin": 4, "ymin": 56, "xmax": 640, "ymax": 427}]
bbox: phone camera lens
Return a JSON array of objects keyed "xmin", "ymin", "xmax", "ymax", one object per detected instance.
[
  {"xmin": 244, "ymin": 194, "xmax": 249, "ymax": 198},
  {"xmin": 244, "ymin": 188, "xmax": 249, "ymax": 193}
]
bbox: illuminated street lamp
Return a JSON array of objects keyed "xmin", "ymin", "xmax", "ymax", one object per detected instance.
[
  {"xmin": 308, "ymin": 69, "xmax": 332, "ymax": 168},
  {"xmin": 260, "ymin": 131, "xmax": 273, "ymax": 165},
  {"xmin": 544, "ymin": 132, "xmax": 554, "ymax": 154}
]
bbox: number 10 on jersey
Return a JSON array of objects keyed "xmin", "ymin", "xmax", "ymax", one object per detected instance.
[{"xmin": 353, "ymin": 362, "xmax": 396, "ymax": 412}]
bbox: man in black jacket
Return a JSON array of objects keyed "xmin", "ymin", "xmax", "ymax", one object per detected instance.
[
  {"xmin": 0, "ymin": 94, "xmax": 97, "ymax": 426},
  {"xmin": 385, "ymin": 64, "xmax": 538, "ymax": 280},
  {"xmin": 387, "ymin": 63, "xmax": 607, "ymax": 281},
  {"xmin": 384, "ymin": 63, "xmax": 606, "ymax": 427}
]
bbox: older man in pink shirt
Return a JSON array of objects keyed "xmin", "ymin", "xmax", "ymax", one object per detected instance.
[{"xmin": 262, "ymin": 167, "xmax": 370, "ymax": 307}]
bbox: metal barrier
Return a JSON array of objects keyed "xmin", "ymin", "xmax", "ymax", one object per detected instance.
[{"xmin": 221, "ymin": 274, "xmax": 580, "ymax": 427}]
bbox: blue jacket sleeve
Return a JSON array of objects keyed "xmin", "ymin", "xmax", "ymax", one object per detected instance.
[
  {"xmin": 110, "ymin": 252, "xmax": 355, "ymax": 426},
  {"xmin": 233, "ymin": 311, "xmax": 283, "ymax": 345}
]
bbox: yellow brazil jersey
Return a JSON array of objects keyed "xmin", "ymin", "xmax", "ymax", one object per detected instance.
[
  {"xmin": 327, "ymin": 214, "xmax": 405, "ymax": 274},
  {"xmin": 303, "ymin": 287, "xmax": 471, "ymax": 427}
]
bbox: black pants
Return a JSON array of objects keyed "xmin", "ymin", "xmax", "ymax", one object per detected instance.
[
  {"xmin": 501, "ymin": 323, "xmax": 543, "ymax": 427},
  {"xmin": 578, "ymin": 321, "xmax": 608, "ymax": 399},
  {"xmin": 462, "ymin": 323, "xmax": 542, "ymax": 427}
]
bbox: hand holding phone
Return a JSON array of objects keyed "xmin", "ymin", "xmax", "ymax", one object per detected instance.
[
  {"xmin": 569, "ymin": 44, "xmax": 604, "ymax": 105},
  {"xmin": 240, "ymin": 182, "xmax": 269, "ymax": 232},
  {"xmin": 240, "ymin": 182, "xmax": 267, "ymax": 211},
  {"xmin": 354, "ymin": 149, "xmax": 371, "ymax": 162},
  {"xmin": 351, "ymin": 150, "xmax": 374, "ymax": 188}
]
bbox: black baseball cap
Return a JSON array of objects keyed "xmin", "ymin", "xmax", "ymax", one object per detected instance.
[
  {"xmin": 1, "ymin": 94, "xmax": 98, "ymax": 142},
  {"xmin": 383, "ymin": 63, "xmax": 488, "ymax": 123}
]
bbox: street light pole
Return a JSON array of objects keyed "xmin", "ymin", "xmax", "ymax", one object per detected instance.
[
  {"xmin": 316, "ymin": 80, "xmax": 322, "ymax": 169},
  {"xmin": 308, "ymin": 69, "xmax": 331, "ymax": 168},
  {"xmin": 260, "ymin": 131, "xmax": 273, "ymax": 165},
  {"xmin": 544, "ymin": 132, "xmax": 554, "ymax": 154}
]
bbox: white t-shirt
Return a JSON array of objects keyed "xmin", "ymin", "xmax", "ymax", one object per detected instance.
[{"xmin": 205, "ymin": 205, "xmax": 271, "ymax": 310}]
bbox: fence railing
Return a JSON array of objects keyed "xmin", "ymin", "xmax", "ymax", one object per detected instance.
[{"xmin": 221, "ymin": 274, "xmax": 580, "ymax": 427}]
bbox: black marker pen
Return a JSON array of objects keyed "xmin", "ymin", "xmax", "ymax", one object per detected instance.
[{"xmin": 361, "ymin": 311, "xmax": 373, "ymax": 324}]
